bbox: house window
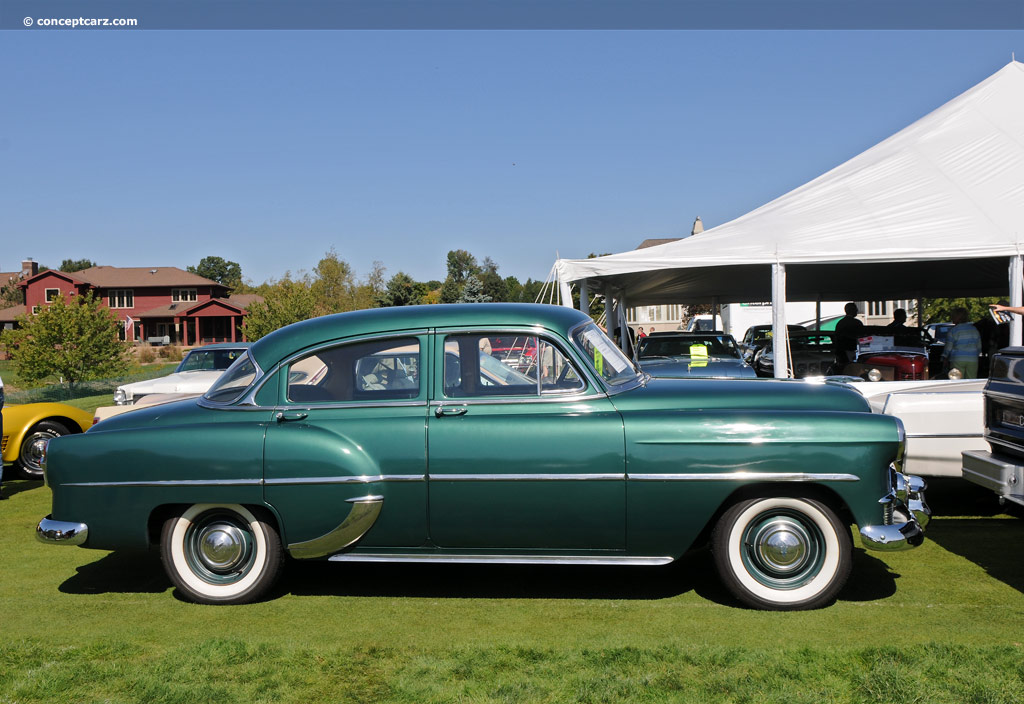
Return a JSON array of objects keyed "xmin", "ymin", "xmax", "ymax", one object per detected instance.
[
  {"xmin": 31, "ymin": 305, "xmax": 40, "ymax": 314},
  {"xmin": 868, "ymin": 301, "xmax": 888, "ymax": 316},
  {"xmin": 172, "ymin": 288, "xmax": 197, "ymax": 303},
  {"xmin": 45, "ymin": 288, "xmax": 60, "ymax": 302},
  {"xmin": 108, "ymin": 289, "xmax": 134, "ymax": 309}
]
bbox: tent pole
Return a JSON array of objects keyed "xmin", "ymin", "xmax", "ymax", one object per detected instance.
[
  {"xmin": 580, "ymin": 280, "xmax": 590, "ymax": 315},
  {"xmin": 815, "ymin": 298, "xmax": 821, "ymax": 330},
  {"xmin": 619, "ymin": 292, "xmax": 630, "ymax": 354},
  {"xmin": 604, "ymin": 283, "xmax": 615, "ymax": 335},
  {"xmin": 1011, "ymin": 256, "xmax": 1023, "ymax": 346},
  {"xmin": 558, "ymin": 277, "xmax": 573, "ymax": 309},
  {"xmin": 772, "ymin": 263, "xmax": 790, "ymax": 379},
  {"xmin": 712, "ymin": 296, "xmax": 720, "ymax": 331}
]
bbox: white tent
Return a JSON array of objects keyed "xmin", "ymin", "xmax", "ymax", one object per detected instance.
[{"xmin": 555, "ymin": 61, "xmax": 1024, "ymax": 376}]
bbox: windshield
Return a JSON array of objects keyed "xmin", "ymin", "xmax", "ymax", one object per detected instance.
[
  {"xmin": 638, "ymin": 334, "xmax": 740, "ymax": 360},
  {"xmin": 177, "ymin": 347, "xmax": 247, "ymax": 373},
  {"xmin": 572, "ymin": 323, "xmax": 638, "ymax": 386},
  {"xmin": 202, "ymin": 351, "xmax": 259, "ymax": 404}
]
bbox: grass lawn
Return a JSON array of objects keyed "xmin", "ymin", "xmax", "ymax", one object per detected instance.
[{"xmin": 1, "ymin": 478, "xmax": 1023, "ymax": 703}]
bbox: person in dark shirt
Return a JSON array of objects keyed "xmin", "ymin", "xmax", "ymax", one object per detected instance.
[
  {"xmin": 835, "ymin": 302, "xmax": 865, "ymax": 366},
  {"xmin": 887, "ymin": 308, "xmax": 909, "ymax": 330}
]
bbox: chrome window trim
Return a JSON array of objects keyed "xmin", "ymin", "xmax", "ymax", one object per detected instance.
[
  {"xmin": 567, "ymin": 319, "xmax": 643, "ymax": 394},
  {"xmin": 328, "ymin": 553, "xmax": 673, "ymax": 566},
  {"xmin": 198, "ymin": 351, "xmax": 265, "ymax": 409},
  {"xmin": 429, "ymin": 392, "xmax": 606, "ymax": 407},
  {"xmin": 246, "ymin": 329, "xmax": 431, "ymax": 406},
  {"xmin": 627, "ymin": 472, "xmax": 861, "ymax": 482},
  {"xmin": 983, "ymin": 390, "xmax": 1024, "ymax": 404},
  {"xmin": 280, "ymin": 400, "xmax": 429, "ymax": 411},
  {"xmin": 429, "ymin": 473, "xmax": 624, "ymax": 481},
  {"xmin": 439, "ymin": 327, "xmax": 592, "ymax": 400}
]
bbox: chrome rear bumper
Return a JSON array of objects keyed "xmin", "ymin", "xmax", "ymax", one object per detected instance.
[{"xmin": 36, "ymin": 515, "xmax": 89, "ymax": 546}]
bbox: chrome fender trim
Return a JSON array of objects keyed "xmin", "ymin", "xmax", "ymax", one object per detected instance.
[
  {"xmin": 287, "ymin": 495, "xmax": 384, "ymax": 559},
  {"xmin": 36, "ymin": 515, "xmax": 89, "ymax": 546}
]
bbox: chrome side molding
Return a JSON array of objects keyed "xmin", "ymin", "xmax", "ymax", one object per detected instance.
[{"xmin": 327, "ymin": 553, "xmax": 674, "ymax": 566}]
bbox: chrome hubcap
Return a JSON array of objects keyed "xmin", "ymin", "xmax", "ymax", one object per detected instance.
[
  {"xmin": 23, "ymin": 434, "xmax": 50, "ymax": 471},
  {"xmin": 754, "ymin": 520, "xmax": 809, "ymax": 573},
  {"xmin": 196, "ymin": 523, "xmax": 247, "ymax": 572},
  {"xmin": 742, "ymin": 510, "xmax": 824, "ymax": 589}
]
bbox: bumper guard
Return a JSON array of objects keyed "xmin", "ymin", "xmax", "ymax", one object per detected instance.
[{"xmin": 36, "ymin": 515, "xmax": 89, "ymax": 546}]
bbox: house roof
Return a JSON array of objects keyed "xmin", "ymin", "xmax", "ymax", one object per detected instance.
[
  {"xmin": 133, "ymin": 294, "xmax": 262, "ymax": 319},
  {"xmin": 0, "ymin": 271, "xmax": 22, "ymax": 284},
  {"xmin": 71, "ymin": 266, "xmax": 227, "ymax": 289},
  {"xmin": 636, "ymin": 238, "xmax": 683, "ymax": 250},
  {"xmin": 0, "ymin": 305, "xmax": 26, "ymax": 323},
  {"xmin": 20, "ymin": 266, "xmax": 228, "ymax": 290}
]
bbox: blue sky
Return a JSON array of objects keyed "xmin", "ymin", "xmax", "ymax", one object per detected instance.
[{"xmin": 1, "ymin": 30, "xmax": 1022, "ymax": 286}]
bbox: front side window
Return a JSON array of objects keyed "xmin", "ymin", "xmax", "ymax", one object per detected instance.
[
  {"xmin": 203, "ymin": 352, "xmax": 259, "ymax": 404},
  {"xmin": 572, "ymin": 323, "xmax": 638, "ymax": 386},
  {"xmin": 287, "ymin": 337, "xmax": 421, "ymax": 404},
  {"xmin": 443, "ymin": 333, "xmax": 584, "ymax": 398},
  {"xmin": 108, "ymin": 289, "xmax": 134, "ymax": 308},
  {"xmin": 45, "ymin": 288, "xmax": 60, "ymax": 302}
]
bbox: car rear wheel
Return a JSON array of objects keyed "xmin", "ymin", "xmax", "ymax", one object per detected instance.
[
  {"xmin": 711, "ymin": 496, "xmax": 851, "ymax": 611},
  {"xmin": 160, "ymin": 504, "xmax": 284, "ymax": 605},
  {"xmin": 15, "ymin": 420, "xmax": 70, "ymax": 480}
]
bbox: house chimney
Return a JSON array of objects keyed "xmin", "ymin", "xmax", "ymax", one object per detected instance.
[
  {"xmin": 691, "ymin": 217, "xmax": 704, "ymax": 236},
  {"xmin": 21, "ymin": 258, "xmax": 38, "ymax": 278}
]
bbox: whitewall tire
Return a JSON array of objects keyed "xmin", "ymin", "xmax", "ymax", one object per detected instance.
[
  {"xmin": 712, "ymin": 496, "xmax": 851, "ymax": 611},
  {"xmin": 160, "ymin": 504, "xmax": 284, "ymax": 605}
]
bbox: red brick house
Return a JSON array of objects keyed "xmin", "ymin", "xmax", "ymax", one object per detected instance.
[{"xmin": 0, "ymin": 260, "xmax": 261, "ymax": 345}]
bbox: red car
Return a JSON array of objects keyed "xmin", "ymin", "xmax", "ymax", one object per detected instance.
[{"xmin": 843, "ymin": 327, "xmax": 930, "ymax": 381}]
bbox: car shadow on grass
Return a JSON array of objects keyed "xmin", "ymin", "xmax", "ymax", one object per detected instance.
[
  {"xmin": 1, "ymin": 479, "xmax": 43, "ymax": 498},
  {"xmin": 59, "ymin": 550, "xmax": 170, "ymax": 595},
  {"xmin": 916, "ymin": 477, "xmax": 1024, "ymax": 594}
]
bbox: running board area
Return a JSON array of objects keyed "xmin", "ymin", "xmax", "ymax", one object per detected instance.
[{"xmin": 327, "ymin": 554, "xmax": 674, "ymax": 566}]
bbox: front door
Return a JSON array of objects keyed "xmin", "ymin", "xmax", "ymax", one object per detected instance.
[
  {"xmin": 263, "ymin": 335, "xmax": 429, "ymax": 551},
  {"xmin": 427, "ymin": 331, "xmax": 626, "ymax": 551}
]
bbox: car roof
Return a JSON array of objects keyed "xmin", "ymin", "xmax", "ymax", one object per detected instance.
[{"xmin": 249, "ymin": 303, "xmax": 592, "ymax": 369}]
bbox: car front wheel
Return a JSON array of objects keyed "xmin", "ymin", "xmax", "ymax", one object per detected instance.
[
  {"xmin": 712, "ymin": 496, "xmax": 851, "ymax": 611},
  {"xmin": 160, "ymin": 504, "xmax": 284, "ymax": 605},
  {"xmin": 16, "ymin": 420, "xmax": 70, "ymax": 479}
]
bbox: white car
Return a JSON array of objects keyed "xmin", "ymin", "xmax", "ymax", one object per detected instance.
[
  {"xmin": 113, "ymin": 343, "xmax": 251, "ymax": 406},
  {"xmin": 846, "ymin": 378, "xmax": 987, "ymax": 477}
]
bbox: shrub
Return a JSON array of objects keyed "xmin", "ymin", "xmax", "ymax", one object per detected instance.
[{"xmin": 138, "ymin": 348, "xmax": 157, "ymax": 364}]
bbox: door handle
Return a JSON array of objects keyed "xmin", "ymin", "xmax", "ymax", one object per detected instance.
[
  {"xmin": 276, "ymin": 410, "xmax": 309, "ymax": 423},
  {"xmin": 434, "ymin": 406, "xmax": 468, "ymax": 417}
]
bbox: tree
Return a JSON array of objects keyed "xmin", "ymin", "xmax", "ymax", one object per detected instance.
[
  {"xmin": 188, "ymin": 256, "xmax": 243, "ymax": 289},
  {"xmin": 479, "ymin": 257, "xmax": 507, "ymax": 302},
  {"xmin": 381, "ymin": 272, "xmax": 428, "ymax": 307},
  {"xmin": 920, "ymin": 297, "xmax": 1001, "ymax": 325},
  {"xmin": 59, "ymin": 258, "xmax": 96, "ymax": 273},
  {"xmin": 243, "ymin": 275, "xmax": 317, "ymax": 341},
  {"xmin": 0, "ymin": 279, "xmax": 22, "ymax": 308},
  {"xmin": 311, "ymin": 248, "xmax": 356, "ymax": 316},
  {"xmin": 3, "ymin": 292, "xmax": 131, "ymax": 388},
  {"xmin": 458, "ymin": 275, "xmax": 492, "ymax": 303}
]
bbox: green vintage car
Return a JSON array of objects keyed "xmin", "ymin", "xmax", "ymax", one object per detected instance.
[{"xmin": 37, "ymin": 304, "xmax": 929, "ymax": 610}]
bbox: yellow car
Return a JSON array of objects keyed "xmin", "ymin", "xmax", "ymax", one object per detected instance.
[{"xmin": 2, "ymin": 403, "xmax": 93, "ymax": 480}]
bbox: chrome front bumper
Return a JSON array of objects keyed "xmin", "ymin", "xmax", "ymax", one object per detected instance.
[
  {"xmin": 36, "ymin": 515, "xmax": 89, "ymax": 546},
  {"xmin": 859, "ymin": 472, "xmax": 930, "ymax": 552}
]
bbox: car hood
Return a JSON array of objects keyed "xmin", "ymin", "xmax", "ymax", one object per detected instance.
[
  {"xmin": 118, "ymin": 370, "xmax": 224, "ymax": 397},
  {"xmin": 611, "ymin": 376, "xmax": 871, "ymax": 413},
  {"xmin": 638, "ymin": 358, "xmax": 757, "ymax": 379}
]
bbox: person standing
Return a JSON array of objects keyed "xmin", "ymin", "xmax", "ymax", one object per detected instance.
[
  {"xmin": 943, "ymin": 307, "xmax": 983, "ymax": 379},
  {"xmin": 637, "ymin": 327, "xmax": 647, "ymax": 338},
  {"xmin": 887, "ymin": 308, "xmax": 909, "ymax": 331},
  {"xmin": 835, "ymin": 302, "xmax": 865, "ymax": 365}
]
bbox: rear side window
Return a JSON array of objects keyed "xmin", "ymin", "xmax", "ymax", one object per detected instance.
[
  {"xmin": 287, "ymin": 338, "xmax": 421, "ymax": 403},
  {"xmin": 443, "ymin": 333, "xmax": 583, "ymax": 398}
]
